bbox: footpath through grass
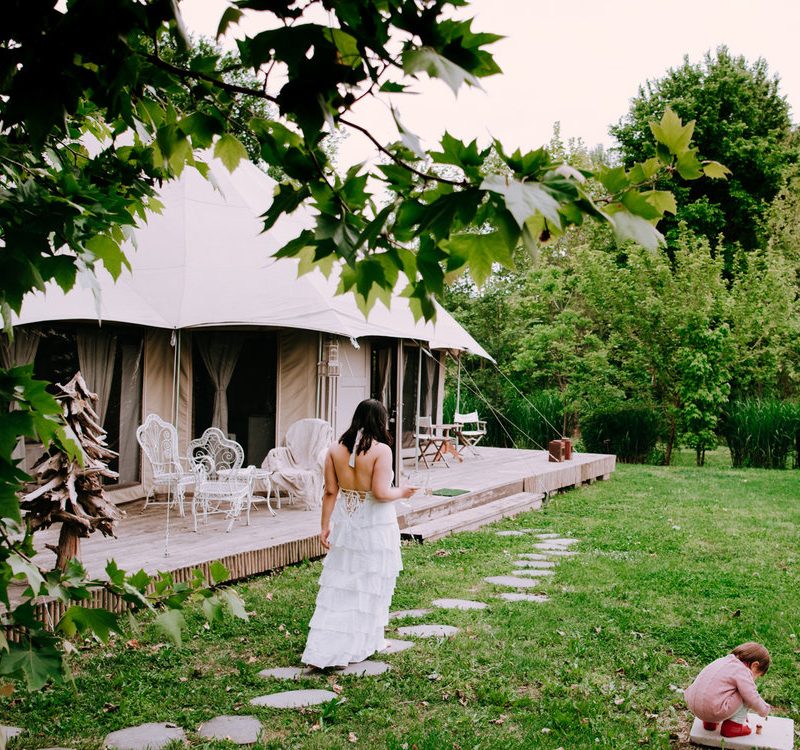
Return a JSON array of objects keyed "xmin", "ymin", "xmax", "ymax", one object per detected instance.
[{"xmin": 3, "ymin": 450, "xmax": 799, "ymax": 749}]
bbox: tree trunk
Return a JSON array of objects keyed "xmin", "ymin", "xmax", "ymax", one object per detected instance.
[
  {"xmin": 664, "ymin": 419, "xmax": 676, "ymax": 466},
  {"xmin": 55, "ymin": 524, "xmax": 81, "ymax": 571}
]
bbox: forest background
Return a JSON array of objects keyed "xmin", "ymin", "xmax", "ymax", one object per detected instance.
[{"xmin": 444, "ymin": 48, "xmax": 800, "ymax": 468}]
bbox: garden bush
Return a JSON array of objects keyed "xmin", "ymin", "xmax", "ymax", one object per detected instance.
[
  {"xmin": 723, "ymin": 399, "xmax": 799, "ymax": 469},
  {"xmin": 580, "ymin": 405, "xmax": 663, "ymax": 463}
]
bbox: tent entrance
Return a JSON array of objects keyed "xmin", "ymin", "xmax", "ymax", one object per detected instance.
[{"xmin": 191, "ymin": 331, "xmax": 278, "ymax": 466}]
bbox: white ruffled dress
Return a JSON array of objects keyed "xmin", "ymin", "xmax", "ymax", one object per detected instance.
[{"xmin": 301, "ymin": 469, "xmax": 402, "ymax": 668}]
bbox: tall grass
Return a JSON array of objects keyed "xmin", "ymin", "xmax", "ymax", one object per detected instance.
[
  {"xmin": 442, "ymin": 389, "xmax": 571, "ymax": 450},
  {"xmin": 580, "ymin": 405, "xmax": 663, "ymax": 463},
  {"xmin": 723, "ymin": 399, "xmax": 800, "ymax": 469}
]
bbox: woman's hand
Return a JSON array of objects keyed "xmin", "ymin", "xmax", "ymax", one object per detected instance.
[
  {"xmin": 400, "ymin": 485, "xmax": 418, "ymax": 499},
  {"xmin": 320, "ymin": 524, "xmax": 331, "ymax": 550}
]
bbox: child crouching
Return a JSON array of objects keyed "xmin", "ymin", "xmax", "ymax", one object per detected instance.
[{"xmin": 684, "ymin": 642, "xmax": 771, "ymax": 738}]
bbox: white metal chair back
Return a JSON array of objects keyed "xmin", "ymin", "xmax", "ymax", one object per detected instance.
[
  {"xmin": 454, "ymin": 411, "xmax": 480, "ymax": 426},
  {"xmin": 137, "ymin": 413, "xmax": 182, "ymax": 480},
  {"xmin": 187, "ymin": 427, "xmax": 244, "ymax": 479}
]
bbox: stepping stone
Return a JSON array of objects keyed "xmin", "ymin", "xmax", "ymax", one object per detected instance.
[
  {"xmin": 388, "ymin": 608, "xmax": 433, "ymax": 620},
  {"xmin": 396, "ymin": 624, "xmax": 460, "ymax": 639},
  {"xmin": 336, "ymin": 660, "xmax": 391, "ymax": 676},
  {"xmin": 547, "ymin": 538, "xmax": 579, "ymax": 545},
  {"xmin": 380, "ymin": 638, "xmax": 415, "ymax": 654},
  {"xmin": 498, "ymin": 593, "xmax": 550, "ymax": 603},
  {"xmin": 534, "ymin": 544, "xmax": 578, "ymax": 554},
  {"xmin": 512, "ymin": 568, "xmax": 554, "ymax": 577},
  {"xmin": 517, "ymin": 553, "xmax": 553, "ymax": 560},
  {"xmin": 198, "ymin": 715, "xmax": 262, "ymax": 745},
  {"xmin": 535, "ymin": 533, "xmax": 562, "ymax": 538},
  {"xmin": 250, "ymin": 689, "xmax": 339, "ymax": 709},
  {"xmin": 0, "ymin": 726, "xmax": 22, "ymax": 741},
  {"xmin": 512, "ymin": 559, "xmax": 556, "ymax": 568},
  {"xmin": 257, "ymin": 666, "xmax": 313, "ymax": 680},
  {"xmin": 689, "ymin": 713, "xmax": 794, "ymax": 749},
  {"xmin": 432, "ymin": 598, "xmax": 487, "ymax": 610},
  {"xmin": 495, "ymin": 530, "xmax": 526, "ymax": 537},
  {"xmin": 484, "ymin": 575, "xmax": 541, "ymax": 588},
  {"xmin": 104, "ymin": 722, "xmax": 187, "ymax": 750}
]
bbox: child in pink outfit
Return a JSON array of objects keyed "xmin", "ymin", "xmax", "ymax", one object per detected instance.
[{"xmin": 684, "ymin": 642, "xmax": 771, "ymax": 738}]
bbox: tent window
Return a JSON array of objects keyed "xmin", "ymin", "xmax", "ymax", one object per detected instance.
[{"xmin": 192, "ymin": 331, "xmax": 277, "ymax": 465}]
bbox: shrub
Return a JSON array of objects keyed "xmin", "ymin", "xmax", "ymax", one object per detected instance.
[
  {"xmin": 723, "ymin": 399, "xmax": 799, "ymax": 469},
  {"xmin": 580, "ymin": 406, "xmax": 663, "ymax": 463}
]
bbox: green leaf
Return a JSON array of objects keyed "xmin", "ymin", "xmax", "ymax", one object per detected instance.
[
  {"xmin": 402, "ymin": 48, "xmax": 481, "ymax": 96},
  {"xmin": 8, "ymin": 554, "xmax": 44, "ymax": 597},
  {"xmin": 596, "ymin": 166, "xmax": 630, "ymax": 194},
  {"xmin": 209, "ymin": 560, "xmax": 229, "ymax": 585},
  {"xmin": 649, "ymin": 107, "xmax": 695, "ymax": 155},
  {"xmin": 154, "ymin": 609, "xmax": 185, "ymax": 647},
  {"xmin": 221, "ymin": 589, "xmax": 249, "ymax": 620},
  {"xmin": 85, "ymin": 235, "xmax": 130, "ymax": 279},
  {"xmin": 607, "ymin": 207, "xmax": 665, "ymax": 251},
  {"xmin": 480, "ymin": 175, "xmax": 562, "ymax": 229},
  {"xmin": 676, "ymin": 149, "xmax": 703, "ymax": 180},
  {"xmin": 640, "ymin": 190, "xmax": 677, "ymax": 216},
  {"xmin": 58, "ymin": 606, "xmax": 118, "ymax": 643},
  {"xmin": 702, "ymin": 161, "xmax": 731, "ymax": 179},
  {"xmin": 323, "ymin": 28, "xmax": 360, "ymax": 67},
  {"xmin": 0, "ymin": 642, "xmax": 62, "ymax": 691},
  {"xmin": 627, "ymin": 157, "xmax": 662, "ymax": 184},
  {"xmin": 214, "ymin": 134, "xmax": 248, "ymax": 173},
  {"xmin": 379, "ymin": 81, "xmax": 406, "ymax": 93},
  {"xmin": 216, "ymin": 6, "xmax": 243, "ymax": 38},
  {"xmin": 391, "ymin": 107, "xmax": 425, "ymax": 159},
  {"xmin": 441, "ymin": 231, "xmax": 514, "ymax": 287}
]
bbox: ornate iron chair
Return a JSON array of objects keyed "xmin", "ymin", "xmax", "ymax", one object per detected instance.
[
  {"xmin": 136, "ymin": 413, "xmax": 193, "ymax": 516},
  {"xmin": 187, "ymin": 427, "xmax": 252, "ymax": 532}
]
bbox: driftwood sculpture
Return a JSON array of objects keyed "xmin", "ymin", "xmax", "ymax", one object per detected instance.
[{"xmin": 22, "ymin": 372, "xmax": 123, "ymax": 570}]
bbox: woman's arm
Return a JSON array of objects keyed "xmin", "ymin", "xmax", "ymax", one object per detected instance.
[
  {"xmin": 320, "ymin": 450, "xmax": 339, "ymax": 549},
  {"xmin": 371, "ymin": 444, "xmax": 416, "ymax": 502}
]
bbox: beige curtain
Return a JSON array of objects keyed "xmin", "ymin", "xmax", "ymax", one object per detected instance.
[
  {"xmin": 118, "ymin": 340, "xmax": 143, "ymax": 483},
  {"xmin": 197, "ymin": 333, "xmax": 242, "ymax": 433},
  {"xmin": 77, "ymin": 329, "xmax": 117, "ymax": 427}
]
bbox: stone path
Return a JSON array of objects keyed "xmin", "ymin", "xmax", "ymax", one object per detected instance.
[
  {"xmin": 389, "ymin": 608, "xmax": 433, "ymax": 619},
  {"xmin": 40, "ymin": 525, "xmax": 585, "ymax": 747},
  {"xmin": 0, "ymin": 726, "xmax": 22, "ymax": 742},
  {"xmin": 104, "ymin": 722, "xmax": 187, "ymax": 750},
  {"xmin": 397, "ymin": 624, "xmax": 460, "ymax": 638},
  {"xmin": 198, "ymin": 715, "xmax": 262, "ymax": 745},
  {"xmin": 432, "ymin": 598, "xmax": 487, "ymax": 610},
  {"xmin": 250, "ymin": 689, "xmax": 339, "ymax": 708}
]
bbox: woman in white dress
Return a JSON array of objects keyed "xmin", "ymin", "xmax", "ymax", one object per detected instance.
[{"xmin": 302, "ymin": 399, "xmax": 416, "ymax": 668}]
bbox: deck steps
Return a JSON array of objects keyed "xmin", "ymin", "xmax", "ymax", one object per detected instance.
[
  {"xmin": 396, "ymin": 480, "xmax": 523, "ymax": 530},
  {"xmin": 401, "ymin": 491, "xmax": 544, "ymax": 542}
]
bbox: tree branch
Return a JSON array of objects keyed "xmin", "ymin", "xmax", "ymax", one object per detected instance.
[{"xmin": 338, "ymin": 117, "xmax": 467, "ymax": 187}]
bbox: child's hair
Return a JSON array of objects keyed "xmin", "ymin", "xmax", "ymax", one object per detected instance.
[{"xmin": 732, "ymin": 642, "xmax": 770, "ymax": 674}]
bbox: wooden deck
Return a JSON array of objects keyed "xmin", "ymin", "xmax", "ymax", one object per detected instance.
[{"xmin": 22, "ymin": 448, "xmax": 615, "ymax": 623}]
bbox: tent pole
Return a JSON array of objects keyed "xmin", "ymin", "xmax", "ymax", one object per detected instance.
[
  {"xmin": 456, "ymin": 352, "xmax": 462, "ymax": 415},
  {"xmin": 414, "ymin": 343, "xmax": 422, "ymax": 471},
  {"xmin": 166, "ymin": 328, "xmax": 180, "ymax": 558}
]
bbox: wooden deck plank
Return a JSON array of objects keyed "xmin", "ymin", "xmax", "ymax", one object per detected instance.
[{"xmin": 18, "ymin": 448, "xmax": 614, "ymax": 622}]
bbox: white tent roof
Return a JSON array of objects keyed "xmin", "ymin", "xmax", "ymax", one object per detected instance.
[{"xmin": 14, "ymin": 157, "xmax": 491, "ymax": 360}]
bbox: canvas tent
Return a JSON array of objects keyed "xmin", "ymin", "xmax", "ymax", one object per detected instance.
[{"xmin": 12, "ymin": 157, "xmax": 491, "ymax": 499}]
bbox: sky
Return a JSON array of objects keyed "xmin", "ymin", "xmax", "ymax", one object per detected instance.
[{"xmin": 181, "ymin": 0, "xmax": 800, "ymax": 165}]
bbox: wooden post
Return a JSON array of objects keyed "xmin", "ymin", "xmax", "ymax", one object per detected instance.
[{"xmin": 55, "ymin": 524, "xmax": 81, "ymax": 571}]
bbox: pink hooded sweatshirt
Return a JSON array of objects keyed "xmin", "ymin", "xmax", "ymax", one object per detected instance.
[{"xmin": 684, "ymin": 654, "xmax": 771, "ymax": 722}]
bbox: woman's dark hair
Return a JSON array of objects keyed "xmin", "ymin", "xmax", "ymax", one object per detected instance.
[{"xmin": 340, "ymin": 399, "xmax": 393, "ymax": 455}]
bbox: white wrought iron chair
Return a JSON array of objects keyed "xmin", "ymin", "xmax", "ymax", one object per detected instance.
[
  {"xmin": 264, "ymin": 418, "xmax": 333, "ymax": 509},
  {"xmin": 187, "ymin": 427, "xmax": 253, "ymax": 532},
  {"xmin": 136, "ymin": 413, "xmax": 193, "ymax": 516},
  {"xmin": 453, "ymin": 411, "xmax": 488, "ymax": 456}
]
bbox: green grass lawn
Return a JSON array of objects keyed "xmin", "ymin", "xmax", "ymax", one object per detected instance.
[{"xmin": 4, "ymin": 450, "xmax": 799, "ymax": 749}]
